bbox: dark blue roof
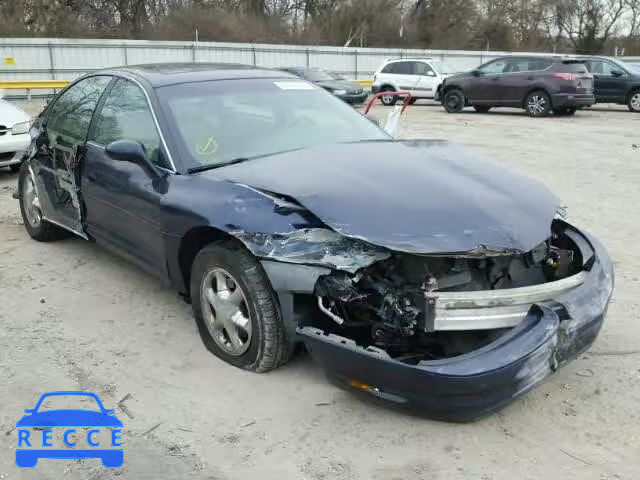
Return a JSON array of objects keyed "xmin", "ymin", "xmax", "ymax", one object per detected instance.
[{"xmin": 99, "ymin": 62, "xmax": 295, "ymax": 87}]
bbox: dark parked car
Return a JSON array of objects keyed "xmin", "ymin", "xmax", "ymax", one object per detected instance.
[
  {"xmin": 277, "ymin": 67, "xmax": 368, "ymax": 104},
  {"xmin": 18, "ymin": 63, "xmax": 613, "ymax": 421},
  {"xmin": 441, "ymin": 56, "xmax": 595, "ymax": 117},
  {"xmin": 581, "ymin": 56, "xmax": 640, "ymax": 112}
]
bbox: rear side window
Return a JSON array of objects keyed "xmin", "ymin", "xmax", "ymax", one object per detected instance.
[
  {"xmin": 382, "ymin": 62, "xmax": 411, "ymax": 74},
  {"xmin": 505, "ymin": 58, "xmax": 552, "ymax": 73},
  {"xmin": 559, "ymin": 61, "xmax": 589, "ymax": 74},
  {"xmin": 47, "ymin": 76, "xmax": 111, "ymax": 145}
]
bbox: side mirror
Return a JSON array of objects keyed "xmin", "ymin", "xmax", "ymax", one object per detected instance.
[
  {"xmin": 471, "ymin": 69, "xmax": 483, "ymax": 77},
  {"xmin": 611, "ymin": 69, "xmax": 624, "ymax": 77},
  {"xmin": 106, "ymin": 139, "xmax": 146, "ymax": 164},
  {"xmin": 106, "ymin": 139, "xmax": 159, "ymax": 177}
]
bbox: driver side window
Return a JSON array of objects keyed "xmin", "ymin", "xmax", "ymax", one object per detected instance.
[
  {"xmin": 479, "ymin": 59, "xmax": 508, "ymax": 74},
  {"xmin": 91, "ymin": 79, "xmax": 167, "ymax": 168},
  {"xmin": 587, "ymin": 60, "xmax": 622, "ymax": 76},
  {"xmin": 413, "ymin": 62, "xmax": 435, "ymax": 76}
]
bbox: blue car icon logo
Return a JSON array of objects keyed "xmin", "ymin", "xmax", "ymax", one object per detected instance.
[{"xmin": 16, "ymin": 391, "xmax": 123, "ymax": 468}]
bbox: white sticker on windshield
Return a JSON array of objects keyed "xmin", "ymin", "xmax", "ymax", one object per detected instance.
[{"xmin": 273, "ymin": 81, "xmax": 315, "ymax": 90}]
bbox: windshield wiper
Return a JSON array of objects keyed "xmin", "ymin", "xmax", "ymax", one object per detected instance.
[{"xmin": 187, "ymin": 157, "xmax": 251, "ymax": 174}]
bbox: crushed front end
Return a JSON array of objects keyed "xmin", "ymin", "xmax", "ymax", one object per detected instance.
[{"xmin": 288, "ymin": 221, "xmax": 613, "ymax": 421}]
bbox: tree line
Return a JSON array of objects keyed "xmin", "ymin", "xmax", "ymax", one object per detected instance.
[{"xmin": 1, "ymin": 0, "xmax": 639, "ymax": 55}]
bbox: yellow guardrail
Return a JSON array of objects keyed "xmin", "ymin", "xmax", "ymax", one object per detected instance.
[
  {"xmin": 0, "ymin": 80, "xmax": 69, "ymax": 99},
  {"xmin": 355, "ymin": 79, "xmax": 373, "ymax": 88}
]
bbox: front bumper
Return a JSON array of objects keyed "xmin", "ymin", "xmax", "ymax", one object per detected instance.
[
  {"xmin": 551, "ymin": 93, "xmax": 595, "ymax": 109},
  {"xmin": 0, "ymin": 131, "xmax": 29, "ymax": 166},
  {"xmin": 298, "ymin": 226, "xmax": 614, "ymax": 421},
  {"xmin": 336, "ymin": 91, "xmax": 369, "ymax": 105}
]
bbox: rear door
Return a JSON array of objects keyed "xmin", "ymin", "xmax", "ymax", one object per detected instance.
[
  {"xmin": 29, "ymin": 75, "xmax": 112, "ymax": 236},
  {"xmin": 585, "ymin": 59, "xmax": 628, "ymax": 101},
  {"xmin": 392, "ymin": 61, "xmax": 419, "ymax": 92},
  {"xmin": 83, "ymin": 78, "xmax": 171, "ymax": 279},
  {"xmin": 500, "ymin": 57, "xmax": 554, "ymax": 104}
]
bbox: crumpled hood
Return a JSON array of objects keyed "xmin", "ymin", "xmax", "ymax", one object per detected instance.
[{"xmin": 206, "ymin": 140, "xmax": 561, "ymax": 255}]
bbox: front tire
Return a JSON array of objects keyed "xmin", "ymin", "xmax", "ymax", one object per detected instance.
[
  {"xmin": 379, "ymin": 87, "xmax": 397, "ymax": 106},
  {"xmin": 190, "ymin": 240, "xmax": 288, "ymax": 372},
  {"xmin": 525, "ymin": 90, "xmax": 551, "ymax": 117},
  {"xmin": 628, "ymin": 90, "xmax": 640, "ymax": 112},
  {"xmin": 18, "ymin": 163, "xmax": 67, "ymax": 241},
  {"xmin": 443, "ymin": 89, "xmax": 465, "ymax": 113}
]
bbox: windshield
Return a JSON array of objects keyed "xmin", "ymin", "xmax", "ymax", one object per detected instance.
[
  {"xmin": 157, "ymin": 78, "xmax": 388, "ymax": 170},
  {"xmin": 429, "ymin": 60, "xmax": 458, "ymax": 75},
  {"xmin": 302, "ymin": 69, "xmax": 336, "ymax": 82}
]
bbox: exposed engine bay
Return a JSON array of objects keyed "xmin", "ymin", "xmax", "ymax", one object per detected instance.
[{"xmin": 306, "ymin": 225, "xmax": 584, "ymax": 363}]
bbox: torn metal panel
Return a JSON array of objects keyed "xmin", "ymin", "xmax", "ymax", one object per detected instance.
[
  {"xmin": 28, "ymin": 142, "xmax": 86, "ymax": 237},
  {"xmin": 238, "ymin": 228, "xmax": 390, "ymax": 273}
]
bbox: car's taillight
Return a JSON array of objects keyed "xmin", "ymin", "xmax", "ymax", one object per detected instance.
[{"xmin": 553, "ymin": 72, "xmax": 578, "ymax": 81}]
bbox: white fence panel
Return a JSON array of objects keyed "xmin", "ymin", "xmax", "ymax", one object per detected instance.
[{"xmin": 0, "ymin": 38, "xmax": 638, "ymax": 97}]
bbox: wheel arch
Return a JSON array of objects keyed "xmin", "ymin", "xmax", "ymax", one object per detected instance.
[
  {"xmin": 378, "ymin": 83, "xmax": 396, "ymax": 91},
  {"xmin": 626, "ymin": 85, "xmax": 640, "ymax": 101},
  {"xmin": 177, "ymin": 225, "xmax": 245, "ymax": 297},
  {"xmin": 522, "ymin": 86, "xmax": 551, "ymax": 108}
]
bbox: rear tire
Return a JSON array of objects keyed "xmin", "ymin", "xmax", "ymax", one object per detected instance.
[
  {"xmin": 525, "ymin": 90, "xmax": 551, "ymax": 117},
  {"xmin": 190, "ymin": 240, "xmax": 288, "ymax": 372},
  {"xmin": 473, "ymin": 105, "xmax": 491, "ymax": 113},
  {"xmin": 379, "ymin": 87, "xmax": 397, "ymax": 106},
  {"xmin": 18, "ymin": 163, "xmax": 67, "ymax": 241},
  {"xmin": 9, "ymin": 162, "xmax": 21, "ymax": 173},
  {"xmin": 443, "ymin": 89, "xmax": 465, "ymax": 113},
  {"xmin": 628, "ymin": 90, "xmax": 640, "ymax": 112}
]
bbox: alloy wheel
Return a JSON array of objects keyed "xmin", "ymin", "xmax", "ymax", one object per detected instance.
[
  {"xmin": 200, "ymin": 267, "xmax": 252, "ymax": 356},
  {"xmin": 527, "ymin": 95, "xmax": 546, "ymax": 115},
  {"xmin": 22, "ymin": 168, "xmax": 42, "ymax": 228},
  {"xmin": 631, "ymin": 92, "xmax": 640, "ymax": 111}
]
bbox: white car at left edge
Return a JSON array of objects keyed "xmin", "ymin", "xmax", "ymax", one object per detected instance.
[{"xmin": 0, "ymin": 96, "xmax": 31, "ymax": 173}]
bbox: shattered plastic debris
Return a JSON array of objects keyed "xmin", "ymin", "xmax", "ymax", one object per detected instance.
[{"xmin": 237, "ymin": 228, "xmax": 390, "ymax": 273}]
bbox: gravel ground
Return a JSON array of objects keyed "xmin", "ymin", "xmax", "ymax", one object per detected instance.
[{"xmin": 1, "ymin": 100, "xmax": 639, "ymax": 480}]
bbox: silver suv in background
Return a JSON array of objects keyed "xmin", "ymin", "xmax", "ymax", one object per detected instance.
[{"xmin": 372, "ymin": 58, "xmax": 458, "ymax": 105}]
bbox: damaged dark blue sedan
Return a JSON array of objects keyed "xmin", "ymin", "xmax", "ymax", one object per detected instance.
[{"xmin": 18, "ymin": 64, "xmax": 614, "ymax": 421}]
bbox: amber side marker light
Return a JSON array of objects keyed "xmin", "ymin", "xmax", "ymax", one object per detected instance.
[{"xmin": 347, "ymin": 379, "xmax": 407, "ymax": 404}]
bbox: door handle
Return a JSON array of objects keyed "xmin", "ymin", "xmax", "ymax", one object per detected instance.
[{"xmin": 526, "ymin": 76, "xmax": 534, "ymax": 80}]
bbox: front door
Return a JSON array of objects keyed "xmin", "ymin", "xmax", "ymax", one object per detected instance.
[
  {"xmin": 467, "ymin": 58, "xmax": 509, "ymax": 103},
  {"xmin": 413, "ymin": 62, "xmax": 438, "ymax": 98},
  {"xmin": 586, "ymin": 59, "xmax": 629, "ymax": 102},
  {"xmin": 29, "ymin": 76, "xmax": 112, "ymax": 236},
  {"xmin": 83, "ymin": 78, "xmax": 172, "ymax": 279}
]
